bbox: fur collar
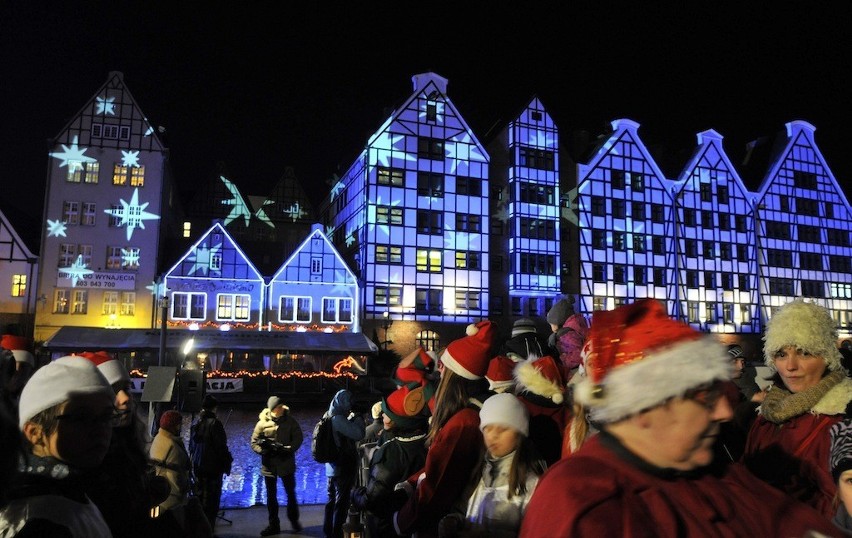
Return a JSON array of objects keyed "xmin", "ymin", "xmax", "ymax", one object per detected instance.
[{"xmin": 812, "ymin": 376, "xmax": 852, "ymax": 415}]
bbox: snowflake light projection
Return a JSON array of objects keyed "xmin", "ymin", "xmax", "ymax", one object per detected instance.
[
  {"xmin": 446, "ymin": 132, "xmax": 486, "ymax": 175},
  {"xmin": 282, "ymin": 201, "xmax": 307, "ymax": 222},
  {"xmin": 46, "ymin": 219, "xmax": 67, "ymax": 238},
  {"xmin": 59, "ymin": 255, "xmax": 93, "ymax": 287},
  {"xmin": 254, "ymin": 199, "xmax": 275, "ymax": 228},
  {"xmin": 95, "ymin": 96, "xmax": 116, "ymax": 115},
  {"xmin": 121, "ymin": 248, "xmax": 140, "ymax": 268},
  {"xmin": 187, "ymin": 242, "xmax": 222, "ymax": 276},
  {"xmin": 367, "ymin": 124, "xmax": 416, "ymax": 172},
  {"xmin": 419, "ymin": 100, "xmax": 445, "ymax": 124},
  {"xmin": 443, "ymin": 223, "xmax": 480, "ymax": 251},
  {"xmin": 220, "ymin": 175, "xmax": 252, "ymax": 227},
  {"xmin": 121, "ymin": 150, "xmax": 141, "ymax": 168},
  {"xmin": 329, "ymin": 270, "xmax": 356, "ymax": 296},
  {"xmin": 330, "ymin": 181, "xmax": 345, "ymax": 200},
  {"xmin": 49, "ymin": 136, "xmax": 96, "ymax": 171},
  {"xmin": 345, "ymin": 232, "xmax": 356, "ymax": 247},
  {"xmin": 146, "ymin": 281, "xmax": 169, "ymax": 298},
  {"xmin": 103, "ymin": 188, "xmax": 161, "ymax": 241},
  {"xmin": 526, "ymin": 130, "xmax": 557, "ymax": 149},
  {"xmin": 144, "ymin": 126, "xmax": 154, "ymax": 137},
  {"xmin": 493, "ymin": 206, "xmax": 509, "ymax": 223},
  {"xmin": 326, "ymin": 224, "xmax": 336, "ymax": 237},
  {"xmin": 367, "ymin": 195, "xmax": 402, "ymax": 240}
]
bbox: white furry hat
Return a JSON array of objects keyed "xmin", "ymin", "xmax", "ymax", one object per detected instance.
[
  {"xmin": 479, "ymin": 393, "xmax": 529, "ymax": 437},
  {"xmin": 763, "ymin": 298, "xmax": 842, "ymax": 371},
  {"xmin": 574, "ymin": 299, "xmax": 730, "ymax": 424}
]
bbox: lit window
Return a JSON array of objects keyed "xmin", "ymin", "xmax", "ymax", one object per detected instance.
[
  {"xmin": 593, "ymin": 297, "xmax": 606, "ymax": 311},
  {"xmin": 103, "ymin": 292, "xmax": 118, "ymax": 315},
  {"xmin": 687, "ymin": 302, "xmax": 699, "ymax": 323},
  {"xmin": 11, "ymin": 275, "xmax": 26, "ymax": 297},
  {"xmin": 705, "ymin": 303, "xmax": 717, "ymax": 323},
  {"xmin": 374, "ymin": 286, "xmax": 402, "ymax": 306},
  {"xmin": 455, "ymin": 251, "xmax": 481, "ymax": 270},
  {"xmin": 723, "ymin": 303, "xmax": 734, "ymax": 323},
  {"xmin": 82, "ymin": 202, "xmax": 96, "ymax": 226},
  {"xmin": 455, "ymin": 290, "xmax": 480, "ymax": 310},
  {"xmin": 416, "ymin": 249, "xmax": 442, "ymax": 272},
  {"xmin": 54, "ymin": 290, "xmax": 69, "ymax": 314},
  {"xmin": 218, "ymin": 294, "xmax": 250, "ymax": 321},
  {"xmin": 416, "ymin": 330, "xmax": 441, "ymax": 352},
  {"xmin": 59, "ymin": 244, "xmax": 76, "ymax": 266},
  {"xmin": 62, "ymin": 201, "xmax": 80, "ymax": 225},
  {"xmin": 72, "ymin": 290, "xmax": 88, "ymax": 314},
  {"xmin": 376, "ymin": 245, "xmax": 402, "ymax": 264},
  {"xmin": 172, "ymin": 292, "xmax": 206, "ymax": 320},
  {"xmin": 120, "ymin": 292, "xmax": 135, "ymax": 316},
  {"xmin": 113, "ymin": 164, "xmax": 128, "ymax": 186},
  {"xmin": 106, "ymin": 246, "xmax": 122, "ymax": 270},
  {"xmin": 66, "ymin": 161, "xmax": 100, "ymax": 184},
  {"xmin": 377, "ymin": 167, "xmax": 404, "ymax": 186},
  {"xmin": 130, "ymin": 166, "xmax": 145, "ymax": 187},
  {"xmin": 183, "ymin": 222, "xmax": 192, "ymax": 238}
]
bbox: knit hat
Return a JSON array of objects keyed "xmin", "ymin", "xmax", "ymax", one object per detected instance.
[
  {"xmin": 763, "ymin": 298, "xmax": 842, "ymax": 372},
  {"xmin": 394, "ymin": 347, "xmax": 437, "ymax": 385},
  {"xmin": 1, "ymin": 334, "xmax": 34, "ymax": 367},
  {"xmin": 202, "ymin": 395, "xmax": 218, "ymax": 410},
  {"xmin": 479, "ymin": 393, "xmax": 529, "ymax": 437},
  {"xmin": 267, "ymin": 395, "xmax": 282, "ymax": 410},
  {"xmin": 511, "ymin": 319, "xmax": 537, "ymax": 338},
  {"xmin": 382, "ymin": 385, "xmax": 428, "ymax": 430},
  {"xmin": 574, "ymin": 299, "xmax": 731, "ymax": 424},
  {"xmin": 79, "ymin": 350, "xmax": 130, "ymax": 386},
  {"xmin": 830, "ymin": 419, "xmax": 852, "ymax": 481},
  {"xmin": 515, "ymin": 355, "xmax": 566, "ymax": 405},
  {"xmin": 159, "ymin": 410, "xmax": 183, "ymax": 434},
  {"xmin": 18, "ymin": 356, "xmax": 113, "ymax": 428},
  {"xmin": 440, "ymin": 321, "xmax": 496, "ymax": 380},
  {"xmin": 727, "ymin": 344, "xmax": 744, "ymax": 360},
  {"xmin": 486, "ymin": 356, "xmax": 517, "ymax": 393},
  {"xmin": 546, "ymin": 296, "xmax": 575, "ymax": 327}
]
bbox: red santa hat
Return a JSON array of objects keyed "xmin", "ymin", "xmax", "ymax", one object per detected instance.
[
  {"xmin": 486, "ymin": 355, "xmax": 518, "ymax": 393},
  {"xmin": 394, "ymin": 347, "xmax": 437, "ymax": 385},
  {"xmin": 78, "ymin": 350, "xmax": 130, "ymax": 387},
  {"xmin": 440, "ymin": 321, "xmax": 495, "ymax": 380},
  {"xmin": 574, "ymin": 299, "xmax": 731, "ymax": 424},
  {"xmin": 1, "ymin": 334, "xmax": 34, "ymax": 367},
  {"xmin": 382, "ymin": 384, "xmax": 428, "ymax": 430},
  {"xmin": 514, "ymin": 355, "xmax": 566, "ymax": 404}
]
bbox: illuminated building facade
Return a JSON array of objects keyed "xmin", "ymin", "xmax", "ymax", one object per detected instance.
[
  {"xmin": 0, "ymin": 209, "xmax": 38, "ymax": 334},
  {"xmin": 35, "ymin": 72, "xmax": 176, "ymax": 341}
]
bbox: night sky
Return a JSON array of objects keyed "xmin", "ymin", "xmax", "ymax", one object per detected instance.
[{"xmin": 3, "ymin": 3, "xmax": 852, "ymax": 231}]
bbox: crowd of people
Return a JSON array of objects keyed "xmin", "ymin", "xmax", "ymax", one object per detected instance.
[{"xmin": 3, "ymin": 294, "xmax": 852, "ymax": 537}]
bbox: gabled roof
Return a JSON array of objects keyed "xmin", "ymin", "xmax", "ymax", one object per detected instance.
[
  {"xmin": 165, "ymin": 222, "xmax": 264, "ymax": 282},
  {"xmin": 672, "ymin": 129, "xmax": 751, "ymax": 200},
  {"xmin": 270, "ymin": 224, "xmax": 357, "ymax": 286},
  {"xmin": 0, "ymin": 207, "xmax": 36, "ymax": 262}
]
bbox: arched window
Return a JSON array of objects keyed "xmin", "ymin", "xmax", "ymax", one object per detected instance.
[{"xmin": 416, "ymin": 330, "xmax": 441, "ymax": 352}]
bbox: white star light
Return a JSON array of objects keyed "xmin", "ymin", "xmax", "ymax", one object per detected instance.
[
  {"xmin": 527, "ymin": 131, "xmax": 557, "ymax": 150},
  {"xmin": 368, "ymin": 131, "xmax": 416, "ymax": 171},
  {"xmin": 121, "ymin": 150, "xmax": 141, "ymax": 168},
  {"xmin": 443, "ymin": 223, "xmax": 480, "ymax": 251},
  {"xmin": 60, "ymin": 255, "xmax": 93, "ymax": 287},
  {"xmin": 187, "ymin": 242, "xmax": 223, "ymax": 276},
  {"xmin": 329, "ymin": 270, "xmax": 356, "ymax": 296},
  {"xmin": 345, "ymin": 232, "xmax": 355, "ymax": 247},
  {"xmin": 49, "ymin": 136, "xmax": 96, "ymax": 171},
  {"xmin": 446, "ymin": 132, "xmax": 486, "ymax": 175},
  {"xmin": 47, "ymin": 219, "xmax": 67, "ymax": 237},
  {"xmin": 146, "ymin": 281, "xmax": 169, "ymax": 298},
  {"xmin": 121, "ymin": 248, "xmax": 140, "ymax": 268},
  {"xmin": 326, "ymin": 224, "xmax": 336, "ymax": 237},
  {"xmin": 219, "ymin": 176, "xmax": 252, "ymax": 227},
  {"xmin": 95, "ymin": 96, "xmax": 116, "ymax": 115},
  {"xmin": 103, "ymin": 188, "xmax": 161, "ymax": 241},
  {"xmin": 282, "ymin": 201, "xmax": 306, "ymax": 222},
  {"xmin": 330, "ymin": 181, "xmax": 345, "ymax": 200},
  {"xmin": 255, "ymin": 199, "xmax": 275, "ymax": 228}
]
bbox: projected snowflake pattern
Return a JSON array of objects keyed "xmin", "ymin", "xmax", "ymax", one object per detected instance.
[
  {"xmin": 346, "ymin": 232, "xmax": 356, "ymax": 247},
  {"xmin": 46, "ymin": 219, "xmax": 67, "ymax": 238},
  {"xmin": 419, "ymin": 101, "xmax": 445, "ymax": 124},
  {"xmin": 95, "ymin": 96, "xmax": 116, "ymax": 115},
  {"xmin": 220, "ymin": 176, "xmax": 252, "ymax": 227},
  {"xmin": 49, "ymin": 136, "xmax": 96, "ymax": 171},
  {"xmin": 282, "ymin": 202, "xmax": 307, "ymax": 222},
  {"xmin": 443, "ymin": 224, "xmax": 480, "ymax": 251},
  {"xmin": 446, "ymin": 132, "xmax": 486, "ymax": 175},
  {"xmin": 121, "ymin": 150, "xmax": 141, "ymax": 168},
  {"xmin": 527, "ymin": 131, "xmax": 557, "ymax": 150},
  {"xmin": 121, "ymin": 248, "xmax": 140, "ymax": 267},
  {"xmin": 368, "ymin": 195, "xmax": 402, "ymax": 239},
  {"xmin": 146, "ymin": 281, "xmax": 169, "ymax": 298},
  {"xmin": 325, "ymin": 224, "xmax": 335, "ymax": 237},
  {"xmin": 493, "ymin": 206, "xmax": 509, "ymax": 223},
  {"xmin": 330, "ymin": 181, "xmax": 345, "ymax": 201},
  {"xmin": 255, "ymin": 199, "xmax": 275, "ymax": 228},
  {"xmin": 368, "ymin": 131, "xmax": 416, "ymax": 171},
  {"xmin": 187, "ymin": 242, "xmax": 223, "ymax": 276},
  {"xmin": 329, "ymin": 270, "xmax": 356, "ymax": 296},
  {"xmin": 144, "ymin": 126, "xmax": 154, "ymax": 137},
  {"xmin": 103, "ymin": 188, "xmax": 161, "ymax": 241},
  {"xmin": 59, "ymin": 255, "xmax": 93, "ymax": 287}
]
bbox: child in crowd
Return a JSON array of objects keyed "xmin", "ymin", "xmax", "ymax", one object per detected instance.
[{"xmin": 0, "ymin": 356, "xmax": 116, "ymax": 537}]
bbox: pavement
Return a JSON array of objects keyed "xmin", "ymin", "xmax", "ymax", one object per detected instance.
[{"xmin": 213, "ymin": 503, "xmax": 326, "ymax": 538}]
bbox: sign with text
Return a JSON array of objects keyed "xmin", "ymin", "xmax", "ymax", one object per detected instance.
[
  {"xmin": 132, "ymin": 377, "xmax": 243, "ymax": 393},
  {"xmin": 57, "ymin": 272, "xmax": 136, "ymax": 290}
]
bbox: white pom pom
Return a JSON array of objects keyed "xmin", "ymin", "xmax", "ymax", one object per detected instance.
[
  {"xmin": 552, "ymin": 392, "xmax": 564, "ymax": 405},
  {"xmin": 466, "ymin": 323, "xmax": 479, "ymax": 336}
]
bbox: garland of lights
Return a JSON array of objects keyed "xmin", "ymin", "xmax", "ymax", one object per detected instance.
[
  {"xmin": 128, "ymin": 356, "xmax": 364, "ymax": 380},
  {"xmin": 165, "ymin": 320, "xmax": 350, "ymax": 332}
]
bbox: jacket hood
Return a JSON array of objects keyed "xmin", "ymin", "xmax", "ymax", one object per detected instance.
[{"xmin": 328, "ymin": 389, "xmax": 352, "ymax": 415}]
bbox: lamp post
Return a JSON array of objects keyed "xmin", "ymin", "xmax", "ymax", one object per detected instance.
[{"xmin": 380, "ymin": 311, "xmax": 393, "ymax": 349}]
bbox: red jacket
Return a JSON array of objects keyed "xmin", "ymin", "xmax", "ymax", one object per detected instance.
[
  {"xmin": 394, "ymin": 407, "xmax": 484, "ymax": 538},
  {"xmin": 520, "ymin": 433, "xmax": 838, "ymax": 537}
]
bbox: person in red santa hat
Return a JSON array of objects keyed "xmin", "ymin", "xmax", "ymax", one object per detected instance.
[
  {"xmin": 393, "ymin": 320, "xmax": 495, "ymax": 538},
  {"xmin": 514, "ymin": 354, "xmax": 571, "ymax": 466},
  {"xmin": 520, "ymin": 299, "xmax": 837, "ymax": 537},
  {"xmin": 0, "ymin": 334, "xmax": 35, "ymax": 413}
]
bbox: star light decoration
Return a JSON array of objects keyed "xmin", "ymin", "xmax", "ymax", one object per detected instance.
[
  {"xmin": 329, "ymin": 270, "xmax": 357, "ymax": 296},
  {"xmin": 146, "ymin": 281, "xmax": 169, "ymax": 298},
  {"xmin": 95, "ymin": 96, "xmax": 116, "ymax": 115},
  {"xmin": 220, "ymin": 176, "xmax": 252, "ymax": 227},
  {"xmin": 282, "ymin": 201, "xmax": 307, "ymax": 222},
  {"xmin": 187, "ymin": 242, "xmax": 223, "ymax": 276},
  {"xmin": 46, "ymin": 219, "xmax": 67, "ymax": 238},
  {"xmin": 121, "ymin": 150, "xmax": 141, "ymax": 168},
  {"xmin": 59, "ymin": 255, "xmax": 93, "ymax": 287},
  {"xmin": 325, "ymin": 224, "xmax": 336, "ymax": 237},
  {"xmin": 49, "ymin": 136, "xmax": 96, "ymax": 172},
  {"xmin": 526, "ymin": 130, "xmax": 557, "ymax": 150},
  {"xmin": 345, "ymin": 232, "xmax": 356, "ymax": 247},
  {"xmin": 367, "ymin": 195, "xmax": 402, "ymax": 239},
  {"xmin": 254, "ymin": 199, "xmax": 275, "ymax": 228},
  {"xmin": 367, "ymin": 126, "xmax": 416, "ymax": 172},
  {"xmin": 330, "ymin": 181, "xmax": 345, "ymax": 201},
  {"xmin": 103, "ymin": 188, "xmax": 161, "ymax": 241},
  {"xmin": 446, "ymin": 132, "xmax": 486, "ymax": 175},
  {"xmin": 121, "ymin": 248, "xmax": 140, "ymax": 268}
]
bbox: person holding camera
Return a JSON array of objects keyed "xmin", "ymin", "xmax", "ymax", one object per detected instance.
[{"xmin": 251, "ymin": 395, "xmax": 303, "ymax": 536}]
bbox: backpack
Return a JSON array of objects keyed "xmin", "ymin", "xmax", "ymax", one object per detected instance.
[{"xmin": 311, "ymin": 415, "xmax": 339, "ymax": 463}]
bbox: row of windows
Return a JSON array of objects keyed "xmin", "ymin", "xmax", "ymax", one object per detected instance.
[
  {"xmin": 482, "ymin": 296, "xmax": 556, "ymax": 317},
  {"xmin": 376, "ymin": 168, "xmax": 484, "ymax": 197},
  {"xmin": 374, "ymin": 287, "xmax": 481, "ymax": 311},
  {"xmin": 413, "ymin": 210, "xmax": 482, "ymax": 234},
  {"xmin": 591, "ymin": 198, "xmax": 668, "ymax": 223},
  {"xmin": 91, "ymin": 123, "xmax": 131, "ymax": 140},
  {"xmin": 62, "ymin": 201, "xmax": 138, "ymax": 227},
  {"xmin": 170, "ymin": 292, "xmax": 354, "ymax": 324},
  {"xmin": 765, "ymin": 222, "xmax": 850, "ymax": 245},
  {"xmin": 53, "ymin": 289, "xmax": 135, "ymax": 315},
  {"xmin": 773, "ymin": 194, "xmax": 834, "ymax": 217},
  {"xmin": 685, "ymin": 301, "xmax": 751, "ymax": 324},
  {"xmin": 59, "ymin": 244, "xmax": 141, "ymax": 270},
  {"xmin": 66, "ymin": 162, "xmax": 145, "ymax": 186},
  {"xmin": 375, "ymin": 247, "xmax": 482, "ymax": 269}
]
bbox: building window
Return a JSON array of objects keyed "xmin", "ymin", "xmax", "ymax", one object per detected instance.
[
  {"xmin": 652, "ymin": 236, "xmax": 665, "ymax": 255},
  {"xmin": 108, "ymin": 205, "xmax": 123, "ymax": 227},
  {"xmin": 490, "ymin": 296, "xmax": 504, "ymax": 316},
  {"xmin": 800, "ymin": 252, "xmax": 823, "ymax": 271},
  {"xmin": 106, "ymin": 246, "xmax": 123, "ymax": 270},
  {"xmin": 426, "ymin": 102, "xmax": 437, "ymax": 122},
  {"xmin": 630, "ymin": 173, "xmax": 644, "ymax": 191},
  {"xmin": 701, "ymin": 211, "xmax": 714, "ymax": 228},
  {"xmin": 634, "ymin": 266, "xmax": 647, "ymax": 285},
  {"xmin": 828, "ymin": 229, "xmax": 850, "ymax": 247},
  {"xmin": 769, "ymin": 278, "xmax": 796, "ymax": 296},
  {"xmin": 311, "ymin": 257, "xmax": 322, "ymax": 274},
  {"xmin": 416, "ymin": 210, "xmax": 443, "ymax": 234},
  {"xmin": 685, "ymin": 239, "xmax": 698, "ymax": 257},
  {"xmin": 717, "ymin": 185, "xmax": 729, "ymax": 204},
  {"xmin": 519, "ymin": 183, "xmax": 555, "ymax": 205},
  {"xmin": 520, "ymin": 218, "xmax": 556, "ymax": 240},
  {"xmin": 416, "ymin": 288, "xmax": 442, "ymax": 313},
  {"xmin": 591, "ymin": 196, "xmax": 606, "ymax": 216},
  {"xmin": 54, "ymin": 289, "xmax": 69, "ymax": 314},
  {"xmin": 686, "ymin": 271, "xmax": 699, "ymax": 288},
  {"xmin": 593, "ymin": 297, "xmax": 606, "ymax": 311},
  {"xmin": 740, "ymin": 305, "xmax": 751, "ymax": 323},
  {"xmin": 511, "ymin": 297, "xmax": 522, "ymax": 315},
  {"xmin": 736, "ymin": 244, "xmax": 748, "ymax": 261},
  {"xmin": 112, "ymin": 164, "xmax": 128, "ymax": 186},
  {"xmin": 720, "ymin": 243, "xmax": 732, "ymax": 260},
  {"xmin": 830, "ymin": 256, "xmax": 852, "ymax": 273},
  {"xmin": 651, "ymin": 204, "xmax": 664, "ymax": 223},
  {"xmin": 183, "ymin": 222, "xmax": 192, "ymax": 238},
  {"xmin": 456, "ymin": 214, "xmax": 481, "ymax": 232},
  {"xmin": 632, "ymin": 201, "xmax": 645, "ymax": 219},
  {"xmin": 376, "ymin": 245, "xmax": 403, "ymax": 264},
  {"xmin": 455, "ymin": 290, "xmax": 480, "ymax": 310},
  {"xmin": 377, "ymin": 167, "xmax": 405, "ymax": 186},
  {"xmin": 739, "ymin": 274, "xmax": 749, "ymax": 291},
  {"xmin": 418, "ymin": 137, "xmax": 444, "ymax": 160},
  {"xmin": 612, "ymin": 199, "xmax": 626, "ymax": 219},
  {"xmin": 654, "ymin": 268, "xmax": 667, "ymax": 286},
  {"xmin": 120, "ymin": 292, "xmax": 135, "ymax": 316},
  {"xmin": 121, "ymin": 247, "xmax": 139, "ymax": 270},
  {"xmin": 11, "ymin": 275, "xmax": 26, "ymax": 297},
  {"xmin": 80, "ymin": 202, "xmax": 97, "ymax": 226},
  {"xmin": 687, "ymin": 302, "xmax": 699, "ymax": 323},
  {"xmin": 705, "ymin": 302, "xmax": 717, "ymax": 324},
  {"xmin": 592, "ymin": 229, "xmax": 606, "ymax": 249},
  {"xmin": 613, "ymin": 232, "xmax": 626, "ymax": 251},
  {"xmin": 374, "ymin": 286, "xmax": 402, "ymax": 306},
  {"xmin": 735, "ymin": 215, "xmax": 747, "ymax": 233},
  {"xmin": 683, "ymin": 208, "xmax": 696, "ymax": 226},
  {"xmin": 417, "ymin": 330, "xmax": 441, "ymax": 352},
  {"xmin": 217, "ymin": 294, "xmax": 250, "ymax": 321},
  {"xmin": 491, "ymin": 255, "xmax": 503, "ymax": 271},
  {"xmin": 703, "ymin": 241, "xmax": 715, "ymax": 258},
  {"xmin": 723, "ymin": 303, "xmax": 734, "ymax": 323},
  {"xmin": 103, "ymin": 291, "xmax": 118, "ymax": 315},
  {"xmin": 520, "ymin": 253, "xmax": 555, "ymax": 275},
  {"xmin": 417, "ymin": 172, "xmax": 444, "ymax": 198},
  {"xmin": 767, "ymin": 249, "xmax": 794, "ymax": 268},
  {"xmin": 71, "ymin": 290, "xmax": 87, "ymax": 314},
  {"xmin": 376, "ymin": 206, "xmax": 403, "ymax": 226},
  {"xmin": 718, "ymin": 212, "xmax": 730, "ymax": 230},
  {"xmin": 278, "ymin": 296, "xmax": 311, "ymax": 323},
  {"xmin": 59, "ymin": 244, "xmax": 76, "ymax": 267},
  {"xmin": 801, "ymin": 280, "xmax": 825, "ymax": 298},
  {"xmin": 633, "ymin": 234, "xmax": 646, "ymax": 253},
  {"xmin": 700, "ymin": 183, "xmax": 712, "ymax": 202},
  {"xmin": 592, "ymin": 264, "xmax": 606, "ymax": 282},
  {"xmin": 77, "ymin": 244, "xmax": 92, "ymax": 267},
  {"xmin": 518, "ymin": 147, "xmax": 555, "ymax": 170},
  {"xmin": 322, "ymin": 297, "xmax": 353, "ymax": 323},
  {"xmin": 527, "ymin": 297, "xmax": 539, "ymax": 316},
  {"xmin": 455, "ymin": 251, "xmax": 481, "ymax": 270},
  {"xmin": 130, "ymin": 166, "xmax": 145, "ymax": 187},
  {"xmin": 456, "ymin": 176, "xmax": 482, "ymax": 196},
  {"xmin": 796, "ymin": 197, "xmax": 819, "ymax": 216},
  {"xmin": 704, "ymin": 271, "xmax": 715, "ymax": 288},
  {"xmin": 798, "ymin": 225, "xmax": 821, "ymax": 243},
  {"xmin": 825, "ymin": 202, "xmax": 834, "ymax": 218},
  {"xmin": 611, "ymin": 170, "xmax": 625, "ymax": 189},
  {"xmin": 779, "ymin": 196, "xmax": 790, "ymax": 212},
  {"xmin": 793, "ymin": 170, "xmax": 818, "ymax": 189},
  {"xmin": 172, "ymin": 292, "xmax": 206, "ymax": 320},
  {"xmin": 416, "ymin": 249, "xmax": 442, "ymax": 272},
  {"xmin": 766, "ymin": 221, "xmax": 791, "ymax": 240},
  {"xmin": 613, "ymin": 264, "xmax": 627, "ymax": 284},
  {"xmin": 62, "ymin": 201, "xmax": 80, "ymax": 225},
  {"xmin": 831, "ymin": 283, "xmax": 852, "ymax": 299},
  {"xmin": 66, "ymin": 161, "xmax": 100, "ymax": 184}
]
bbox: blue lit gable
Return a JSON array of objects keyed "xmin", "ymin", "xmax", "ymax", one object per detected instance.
[{"xmin": 164, "ymin": 222, "xmax": 265, "ymax": 328}]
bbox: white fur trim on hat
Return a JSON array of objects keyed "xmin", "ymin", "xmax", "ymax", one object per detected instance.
[
  {"xmin": 514, "ymin": 359, "xmax": 565, "ymax": 404},
  {"xmin": 18, "ymin": 356, "xmax": 113, "ymax": 428},
  {"xmin": 11, "ymin": 350, "xmax": 34, "ymax": 367},
  {"xmin": 98, "ymin": 360, "xmax": 130, "ymax": 386},
  {"xmin": 479, "ymin": 393, "xmax": 529, "ymax": 437},
  {"xmin": 574, "ymin": 338, "xmax": 731, "ymax": 424},
  {"xmin": 763, "ymin": 298, "xmax": 842, "ymax": 372}
]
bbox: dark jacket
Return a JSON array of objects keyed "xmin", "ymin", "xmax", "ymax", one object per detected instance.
[
  {"xmin": 190, "ymin": 409, "xmax": 233, "ymax": 477},
  {"xmin": 251, "ymin": 405, "xmax": 303, "ymax": 477},
  {"xmin": 325, "ymin": 389, "xmax": 366, "ymax": 478}
]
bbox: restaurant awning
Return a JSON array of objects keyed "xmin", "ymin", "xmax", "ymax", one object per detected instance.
[{"xmin": 43, "ymin": 327, "xmax": 379, "ymax": 354}]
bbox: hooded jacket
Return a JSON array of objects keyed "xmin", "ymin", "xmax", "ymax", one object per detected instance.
[
  {"xmin": 251, "ymin": 404, "xmax": 303, "ymax": 477},
  {"xmin": 324, "ymin": 389, "xmax": 366, "ymax": 478}
]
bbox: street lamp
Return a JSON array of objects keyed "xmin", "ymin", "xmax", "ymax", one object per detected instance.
[{"xmin": 380, "ymin": 311, "xmax": 394, "ymax": 349}]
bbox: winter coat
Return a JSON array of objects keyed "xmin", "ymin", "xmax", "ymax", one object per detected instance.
[
  {"xmin": 150, "ymin": 428, "xmax": 192, "ymax": 511},
  {"xmin": 0, "ymin": 455, "xmax": 112, "ymax": 538},
  {"xmin": 250, "ymin": 406, "xmax": 303, "ymax": 477},
  {"xmin": 516, "ymin": 393, "xmax": 569, "ymax": 467},
  {"xmin": 464, "ymin": 451, "xmax": 540, "ymax": 538},
  {"xmin": 324, "ymin": 389, "xmax": 366, "ymax": 478},
  {"xmin": 520, "ymin": 432, "xmax": 837, "ymax": 537},
  {"xmin": 744, "ymin": 376, "xmax": 852, "ymax": 518},
  {"xmin": 190, "ymin": 409, "xmax": 233, "ymax": 477},
  {"xmin": 548, "ymin": 312, "xmax": 588, "ymax": 377},
  {"xmin": 394, "ymin": 406, "xmax": 484, "ymax": 538}
]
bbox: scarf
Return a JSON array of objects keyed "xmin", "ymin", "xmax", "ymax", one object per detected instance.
[{"xmin": 760, "ymin": 369, "xmax": 845, "ymax": 424}]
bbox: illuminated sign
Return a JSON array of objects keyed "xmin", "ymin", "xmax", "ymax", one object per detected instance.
[{"xmin": 57, "ymin": 271, "xmax": 136, "ymax": 290}]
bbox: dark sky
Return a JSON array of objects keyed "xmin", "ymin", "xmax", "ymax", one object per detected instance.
[{"xmin": 3, "ymin": 3, "xmax": 852, "ymax": 224}]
